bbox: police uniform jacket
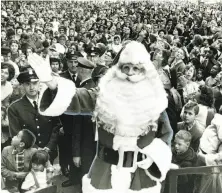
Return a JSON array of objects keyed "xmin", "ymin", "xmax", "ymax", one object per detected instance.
[{"xmin": 8, "ymin": 95, "xmax": 61, "ymax": 150}]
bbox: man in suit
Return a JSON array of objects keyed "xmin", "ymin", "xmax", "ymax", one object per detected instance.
[
  {"xmin": 59, "ymin": 51, "xmax": 95, "ymax": 188},
  {"xmin": 58, "ymin": 51, "xmax": 82, "ymax": 182},
  {"xmin": 8, "ymin": 67, "xmax": 61, "ymax": 164}
]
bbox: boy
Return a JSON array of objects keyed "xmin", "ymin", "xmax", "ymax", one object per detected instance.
[
  {"xmin": 172, "ymin": 130, "xmax": 197, "ymax": 193},
  {"xmin": 205, "ymin": 64, "xmax": 221, "ymax": 87},
  {"xmin": 178, "ymin": 101, "xmax": 205, "ymax": 152},
  {"xmin": 1, "ymin": 129, "xmax": 37, "ymax": 192},
  {"xmin": 173, "ymin": 130, "xmax": 197, "ymax": 168}
]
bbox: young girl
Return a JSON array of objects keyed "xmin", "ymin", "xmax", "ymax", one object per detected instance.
[
  {"xmin": 21, "ymin": 150, "xmax": 54, "ymax": 192},
  {"xmin": 196, "ymin": 69, "xmax": 205, "ymax": 86},
  {"xmin": 180, "ymin": 64, "xmax": 200, "ymax": 103}
]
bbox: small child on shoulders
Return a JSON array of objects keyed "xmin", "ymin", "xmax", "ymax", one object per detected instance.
[{"xmin": 21, "ymin": 150, "xmax": 54, "ymax": 193}]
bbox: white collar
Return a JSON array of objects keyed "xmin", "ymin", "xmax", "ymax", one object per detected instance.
[
  {"xmin": 26, "ymin": 95, "xmax": 38, "ymax": 107},
  {"xmin": 68, "ymin": 70, "xmax": 78, "ymax": 81}
]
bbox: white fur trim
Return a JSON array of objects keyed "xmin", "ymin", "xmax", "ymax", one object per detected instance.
[
  {"xmin": 140, "ymin": 138, "xmax": 172, "ymax": 182},
  {"xmin": 112, "ymin": 135, "xmax": 138, "ymax": 151},
  {"xmin": 82, "ymin": 175, "xmax": 161, "ymax": 193},
  {"xmin": 38, "ymin": 76, "xmax": 76, "ymax": 116},
  {"xmin": 211, "ymin": 114, "xmax": 222, "ymax": 132},
  {"xmin": 118, "ymin": 41, "xmax": 150, "ymax": 66},
  {"xmin": 95, "ymin": 64, "xmax": 167, "ymax": 137},
  {"xmin": 111, "ymin": 165, "xmax": 132, "ymax": 191}
]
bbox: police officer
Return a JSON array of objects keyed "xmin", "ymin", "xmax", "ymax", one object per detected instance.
[
  {"xmin": 59, "ymin": 51, "xmax": 95, "ymax": 188},
  {"xmin": 8, "ymin": 67, "xmax": 61, "ymax": 163}
]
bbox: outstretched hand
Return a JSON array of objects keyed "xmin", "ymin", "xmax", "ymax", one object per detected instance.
[{"xmin": 28, "ymin": 53, "xmax": 53, "ymax": 82}]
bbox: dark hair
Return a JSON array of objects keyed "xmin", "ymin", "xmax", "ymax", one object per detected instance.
[
  {"xmin": 85, "ymin": 32, "xmax": 92, "ymax": 39},
  {"xmin": 9, "ymin": 40, "xmax": 19, "ymax": 46},
  {"xmin": 1, "ymin": 62, "xmax": 15, "ymax": 81},
  {"xmin": 59, "ymin": 35, "xmax": 66, "ymax": 40},
  {"xmin": 209, "ymin": 46, "xmax": 218, "ymax": 56},
  {"xmin": 198, "ymin": 86, "xmax": 214, "ymax": 107},
  {"xmin": 219, "ymin": 44, "xmax": 222, "ymax": 52},
  {"xmin": 21, "ymin": 129, "xmax": 36, "ymax": 149},
  {"xmin": 162, "ymin": 49, "xmax": 171, "ymax": 67},
  {"xmin": 26, "ymin": 46, "xmax": 35, "ymax": 54},
  {"xmin": 190, "ymin": 58, "xmax": 201, "ymax": 70},
  {"xmin": 214, "ymin": 64, "xmax": 221, "ymax": 72},
  {"xmin": 149, "ymin": 34, "xmax": 157, "ymax": 43},
  {"xmin": 158, "ymin": 29, "xmax": 166, "ymax": 35},
  {"xmin": 42, "ymin": 40, "xmax": 49, "ymax": 48},
  {"xmin": 184, "ymin": 101, "xmax": 199, "ymax": 115},
  {"xmin": 31, "ymin": 150, "xmax": 49, "ymax": 167},
  {"xmin": 114, "ymin": 36, "xmax": 120, "ymax": 41}
]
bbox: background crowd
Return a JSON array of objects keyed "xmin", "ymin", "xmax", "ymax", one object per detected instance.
[{"xmin": 1, "ymin": 0, "xmax": 222, "ymax": 193}]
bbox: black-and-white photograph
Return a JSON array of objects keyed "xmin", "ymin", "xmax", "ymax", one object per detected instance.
[{"xmin": 1, "ymin": 0, "xmax": 222, "ymax": 193}]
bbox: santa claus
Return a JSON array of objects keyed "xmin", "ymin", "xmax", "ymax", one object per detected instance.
[{"xmin": 28, "ymin": 41, "xmax": 172, "ymax": 193}]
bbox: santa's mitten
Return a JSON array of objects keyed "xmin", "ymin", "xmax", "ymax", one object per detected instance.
[
  {"xmin": 137, "ymin": 154, "xmax": 153, "ymax": 170},
  {"xmin": 28, "ymin": 53, "xmax": 53, "ymax": 82}
]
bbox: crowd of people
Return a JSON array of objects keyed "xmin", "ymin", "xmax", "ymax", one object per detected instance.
[{"xmin": 1, "ymin": 0, "xmax": 222, "ymax": 193}]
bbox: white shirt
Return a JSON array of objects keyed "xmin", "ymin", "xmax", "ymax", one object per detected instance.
[
  {"xmin": 26, "ymin": 96, "xmax": 38, "ymax": 108},
  {"xmin": 21, "ymin": 169, "xmax": 48, "ymax": 192},
  {"xmin": 68, "ymin": 71, "xmax": 78, "ymax": 81}
]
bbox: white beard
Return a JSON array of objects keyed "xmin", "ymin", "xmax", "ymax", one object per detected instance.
[{"xmin": 94, "ymin": 65, "xmax": 168, "ymax": 137}]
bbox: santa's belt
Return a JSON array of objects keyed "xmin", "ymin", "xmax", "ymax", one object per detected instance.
[{"xmin": 97, "ymin": 142, "xmax": 143, "ymax": 168}]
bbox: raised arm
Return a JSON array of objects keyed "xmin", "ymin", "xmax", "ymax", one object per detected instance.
[{"xmin": 28, "ymin": 54, "xmax": 97, "ymax": 117}]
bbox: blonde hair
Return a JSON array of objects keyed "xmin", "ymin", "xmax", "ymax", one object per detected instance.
[{"xmin": 175, "ymin": 130, "xmax": 192, "ymax": 144}]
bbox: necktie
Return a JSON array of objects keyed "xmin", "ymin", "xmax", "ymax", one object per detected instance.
[
  {"xmin": 33, "ymin": 101, "xmax": 38, "ymax": 111},
  {"xmin": 72, "ymin": 74, "xmax": 76, "ymax": 83}
]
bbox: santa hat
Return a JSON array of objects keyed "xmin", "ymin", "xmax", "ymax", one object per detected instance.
[{"xmin": 117, "ymin": 41, "xmax": 150, "ymax": 67}]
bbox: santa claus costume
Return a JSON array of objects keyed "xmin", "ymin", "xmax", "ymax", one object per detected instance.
[{"xmin": 28, "ymin": 41, "xmax": 172, "ymax": 193}]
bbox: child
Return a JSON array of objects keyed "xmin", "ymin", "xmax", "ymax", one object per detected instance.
[
  {"xmin": 21, "ymin": 150, "xmax": 54, "ymax": 192},
  {"xmin": 178, "ymin": 101, "xmax": 205, "ymax": 152},
  {"xmin": 111, "ymin": 35, "xmax": 122, "ymax": 55},
  {"xmin": 173, "ymin": 130, "xmax": 197, "ymax": 167},
  {"xmin": 195, "ymin": 69, "xmax": 205, "ymax": 86},
  {"xmin": 1, "ymin": 129, "xmax": 37, "ymax": 193},
  {"xmin": 180, "ymin": 64, "xmax": 200, "ymax": 103},
  {"xmin": 205, "ymin": 64, "xmax": 221, "ymax": 87},
  {"xmin": 172, "ymin": 130, "xmax": 197, "ymax": 193}
]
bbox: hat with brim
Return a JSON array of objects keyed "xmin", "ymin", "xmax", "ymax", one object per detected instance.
[
  {"xmin": 50, "ymin": 57, "xmax": 60, "ymax": 63},
  {"xmin": 91, "ymin": 65, "xmax": 108, "ymax": 80},
  {"xmin": 77, "ymin": 57, "xmax": 96, "ymax": 69},
  {"xmin": 17, "ymin": 67, "xmax": 39, "ymax": 84},
  {"xmin": 66, "ymin": 51, "xmax": 83, "ymax": 61},
  {"xmin": 90, "ymin": 47, "xmax": 100, "ymax": 57}
]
